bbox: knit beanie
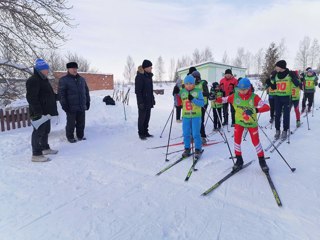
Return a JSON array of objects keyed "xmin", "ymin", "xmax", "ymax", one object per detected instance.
[
  {"xmin": 187, "ymin": 67, "xmax": 197, "ymax": 75},
  {"xmin": 34, "ymin": 59, "xmax": 49, "ymax": 71},
  {"xmin": 142, "ymin": 59, "xmax": 152, "ymax": 69},
  {"xmin": 184, "ymin": 75, "xmax": 195, "ymax": 85},
  {"xmin": 237, "ymin": 78, "xmax": 251, "ymax": 89},
  {"xmin": 275, "ymin": 60, "xmax": 287, "ymax": 69},
  {"xmin": 192, "ymin": 70, "xmax": 201, "ymax": 79},
  {"xmin": 225, "ymin": 69, "xmax": 232, "ymax": 75},
  {"xmin": 66, "ymin": 62, "xmax": 78, "ymax": 69}
]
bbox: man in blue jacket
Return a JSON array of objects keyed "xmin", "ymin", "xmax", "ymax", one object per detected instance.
[{"xmin": 58, "ymin": 62, "xmax": 90, "ymax": 143}]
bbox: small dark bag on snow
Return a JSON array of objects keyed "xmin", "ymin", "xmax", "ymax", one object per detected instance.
[{"xmin": 103, "ymin": 95, "xmax": 116, "ymax": 105}]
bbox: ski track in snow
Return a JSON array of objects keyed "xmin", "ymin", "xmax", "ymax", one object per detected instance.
[{"xmin": 0, "ymin": 87, "xmax": 320, "ymax": 240}]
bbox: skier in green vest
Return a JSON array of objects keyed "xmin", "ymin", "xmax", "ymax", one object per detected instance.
[
  {"xmin": 301, "ymin": 68, "xmax": 318, "ymax": 113},
  {"xmin": 191, "ymin": 70, "xmax": 209, "ymax": 144},
  {"xmin": 215, "ymin": 78, "xmax": 270, "ymax": 172}
]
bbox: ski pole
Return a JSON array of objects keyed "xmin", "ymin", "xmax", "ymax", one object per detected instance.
[
  {"xmin": 204, "ymin": 107, "xmax": 212, "ymax": 128},
  {"xmin": 164, "ymin": 106, "xmax": 175, "ymax": 161},
  {"xmin": 160, "ymin": 107, "xmax": 174, "ymax": 138},
  {"xmin": 214, "ymin": 107, "xmax": 235, "ymax": 164},
  {"xmin": 258, "ymin": 124, "xmax": 296, "ymax": 172},
  {"xmin": 205, "ymin": 109, "xmax": 226, "ymax": 143}
]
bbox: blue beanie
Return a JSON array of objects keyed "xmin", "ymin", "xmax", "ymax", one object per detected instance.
[
  {"xmin": 237, "ymin": 77, "xmax": 251, "ymax": 89},
  {"xmin": 34, "ymin": 59, "xmax": 49, "ymax": 71},
  {"xmin": 184, "ymin": 75, "xmax": 195, "ymax": 85}
]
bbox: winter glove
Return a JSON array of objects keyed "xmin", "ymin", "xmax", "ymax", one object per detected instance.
[
  {"xmin": 86, "ymin": 102, "xmax": 90, "ymax": 110},
  {"xmin": 255, "ymin": 108, "xmax": 259, "ymax": 113},
  {"xmin": 244, "ymin": 109, "xmax": 254, "ymax": 116},
  {"xmin": 138, "ymin": 103, "xmax": 145, "ymax": 110},
  {"xmin": 209, "ymin": 92, "xmax": 216, "ymax": 100},
  {"xmin": 265, "ymin": 78, "xmax": 271, "ymax": 86},
  {"xmin": 62, "ymin": 105, "xmax": 70, "ymax": 113},
  {"xmin": 32, "ymin": 115, "xmax": 42, "ymax": 121},
  {"xmin": 188, "ymin": 93, "xmax": 194, "ymax": 101}
]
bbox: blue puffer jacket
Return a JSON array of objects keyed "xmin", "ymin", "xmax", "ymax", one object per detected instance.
[{"xmin": 58, "ymin": 73, "xmax": 90, "ymax": 112}]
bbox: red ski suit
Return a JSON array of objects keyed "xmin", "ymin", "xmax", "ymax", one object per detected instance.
[{"xmin": 217, "ymin": 90, "xmax": 270, "ymax": 157}]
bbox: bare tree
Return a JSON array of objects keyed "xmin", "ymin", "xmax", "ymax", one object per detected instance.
[
  {"xmin": 233, "ymin": 47, "xmax": 245, "ymax": 67},
  {"xmin": 179, "ymin": 55, "xmax": 193, "ymax": 68},
  {"xmin": 262, "ymin": 42, "xmax": 279, "ymax": 82},
  {"xmin": 222, "ymin": 51, "xmax": 229, "ymax": 64},
  {"xmin": 168, "ymin": 58, "xmax": 176, "ymax": 81},
  {"xmin": 192, "ymin": 49, "xmax": 201, "ymax": 64},
  {"xmin": 243, "ymin": 51, "xmax": 252, "ymax": 74},
  {"xmin": 123, "ymin": 55, "xmax": 135, "ymax": 84},
  {"xmin": 295, "ymin": 36, "xmax": 311, "ymax": 70},
  {"xmin": 155, "ymin": 56, "xmax": 165, "ymax": 84},
  {"xmin": 42, "ymin": 50, "xmax": 65, "ymax": 72},
  {"xmin": 65, "ymin": 52, "xmax": 91, "ymax": 72},
  {"xmin": 254, "ymin": 48, "xmax": 264, "ymax": 75},
  {"xmin": 0, "ymin": 0, "xmax": 72, "ymax": 64},
  {"xmin": 201, "ymin": 47, "xmax": 214, "ymax": 62},
  {"xmin": 278, "ymin": 38, "xmax": 287, "ymax": 60},
  {"xmin": 309, "ymin": 39, "xmax": 320, "ymax": 69}
]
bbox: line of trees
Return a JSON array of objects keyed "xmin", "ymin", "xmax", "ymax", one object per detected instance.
[{"xmin": 123, "ymin": 36, "xmax": 320, "ymax": 84}]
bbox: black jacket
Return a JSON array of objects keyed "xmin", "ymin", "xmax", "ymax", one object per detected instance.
[
  {"xmin": 58, "ymin": 73, "xmax": 90, "ymax": 112},
  {"xmin": 26, "ymin": 69, "xmax": 58, "ymax": 118},
  {"xmin": 135, "ymin": 67, "xmax": 155, "ymax": 109}
]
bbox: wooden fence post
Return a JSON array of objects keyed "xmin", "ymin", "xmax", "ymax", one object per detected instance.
[{"xmin": 0, "ymin": 109, "xmax": 5, "ymax": 132}]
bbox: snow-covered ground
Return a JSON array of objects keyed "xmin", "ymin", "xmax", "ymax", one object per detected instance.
[{"xmin": 0, "ymin": 84, "xmax": 320, "ymax": 240}]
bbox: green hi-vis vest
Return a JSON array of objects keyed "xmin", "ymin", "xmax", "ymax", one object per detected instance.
[
  {"xmin": 211, "ymin": 91, "xmax": 223, "ymax": 109},
  {"xmin": 292, "ymin": 79, "xmax": 301, "ymax": 101},
  {"xmin": 304, "ymin": 76, "xmax": 316, "ymax": 90},
  {"xmin": 195, "ymin": 80, "xmax": 208, "ymax": 105},
  {"xmin": 274, "ymin": 74, "xmax": 293, "ymax": 96},
  {"xmin": 180, "ymin": 88, "xmax": 202, "ymax": 118},
  {"xmin": 233, "ymin": 91, "xmax": 257, "ymax": 128}
]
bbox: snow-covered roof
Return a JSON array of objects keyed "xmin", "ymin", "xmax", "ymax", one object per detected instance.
[{"xmin": 177, "ymin": 60, "xmax": 247, "ymax": 72}]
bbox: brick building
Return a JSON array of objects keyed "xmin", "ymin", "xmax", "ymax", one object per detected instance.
[{"xmin": 53, "ymin": 72, "xmax": 114, "ymax": 91}]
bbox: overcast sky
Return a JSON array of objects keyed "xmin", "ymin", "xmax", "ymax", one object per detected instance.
[{"xmin": 60, "ymin": 0, "xmax": 320, "ymax": 80}]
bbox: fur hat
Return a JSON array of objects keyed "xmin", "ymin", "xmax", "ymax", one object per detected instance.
[
  {"xmin": 188, "ymin": 67, "xmax": 197, "ymax": 75},
  {"xmin": 66, "ymin": 62, "xmax": 78, "ymax": 69}
]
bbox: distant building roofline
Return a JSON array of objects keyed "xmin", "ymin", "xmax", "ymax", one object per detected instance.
[
  {"xmin": 53, "ymin": 71, "xmax": 113, "ymax": 75},
  {"xmin": 177, "ymin": 61, "xmax": 247, "ymax": 72}
]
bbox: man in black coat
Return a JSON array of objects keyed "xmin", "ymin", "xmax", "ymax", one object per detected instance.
[
  {"xmin": 135, "ymin": 60, "xmax": 155, "ymax": 140},
  {"xmin": 26, "ymin": 59, "xmax": 59, "ymax": 162},
  {"xmin": 58, "ymin": 62, "xmax": 90, "ymax": 143}
]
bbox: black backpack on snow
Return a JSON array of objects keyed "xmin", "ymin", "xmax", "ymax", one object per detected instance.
[{"xmin": 102, "ymin": 95, "xmax": 115, "ymax": 105}]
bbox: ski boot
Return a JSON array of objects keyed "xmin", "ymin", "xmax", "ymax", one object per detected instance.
[
  {"xmin": 201, "ymin": 137, "xmax": 207, "ymax": 145},
  {"xmin": 259, "ymin": 156, "xmax": 269, "ymax": 172},
  {"xmin": 32, "ymin": 155, "xmax": 51, "ymax": 162},
  {"xmin": 194, "ymin": 149, "xmax": 203, "ymax": 159},
  {"xmin": 232, "ymin": 155, "xmax": 244, "ymax": 171},
  {"xmin": 281, "ymin": 130, "xmax": 287, "ymax": 140},
  {"xmin": 274, "ymin": 130, "xmax": 280, "ymax": 140},
  {"xmin": 182, "ymin": 148, "xmax": 191, "ymax": 158},
  {"xmin": 42, "ymin": 149, "xmax": 58, "ymax": 155},
  {"xmin": 307, "ymin": 107, "xmax": 311, "ymax": 113},
  {"xmin": 269, "ymin": 117, "xmax": 274, "ymax": 123},
  {"xmin": 296, "ymin": 120, "xmax": 301, "ymax": 128}
]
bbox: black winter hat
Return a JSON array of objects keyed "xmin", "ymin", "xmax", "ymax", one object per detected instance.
[
  {"xmin": 275, "ymin": 60, "xmax": 287, "ymax": 69},
  {"xmin": 66, "ymin": 62, "xmax": 78, "ymax": 69},
  {"xmin": 306, "ymin": 67, "xmax": 312, "ymax": 71},
  {"xmin": 225, "ymin": 69, "xmax": 232, "ymax": 75},
  {"xmin": 188, "ymin": 67, "xmax": 197, "ymax": 75},
  {"xmin": 142, "ymin": 59, "xmax": 152, "ymax": 69}
]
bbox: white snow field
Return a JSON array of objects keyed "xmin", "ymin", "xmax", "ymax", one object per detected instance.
[{"xmin": 0, "ymin": 84, "xmax": 319, "ymax": 240}]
